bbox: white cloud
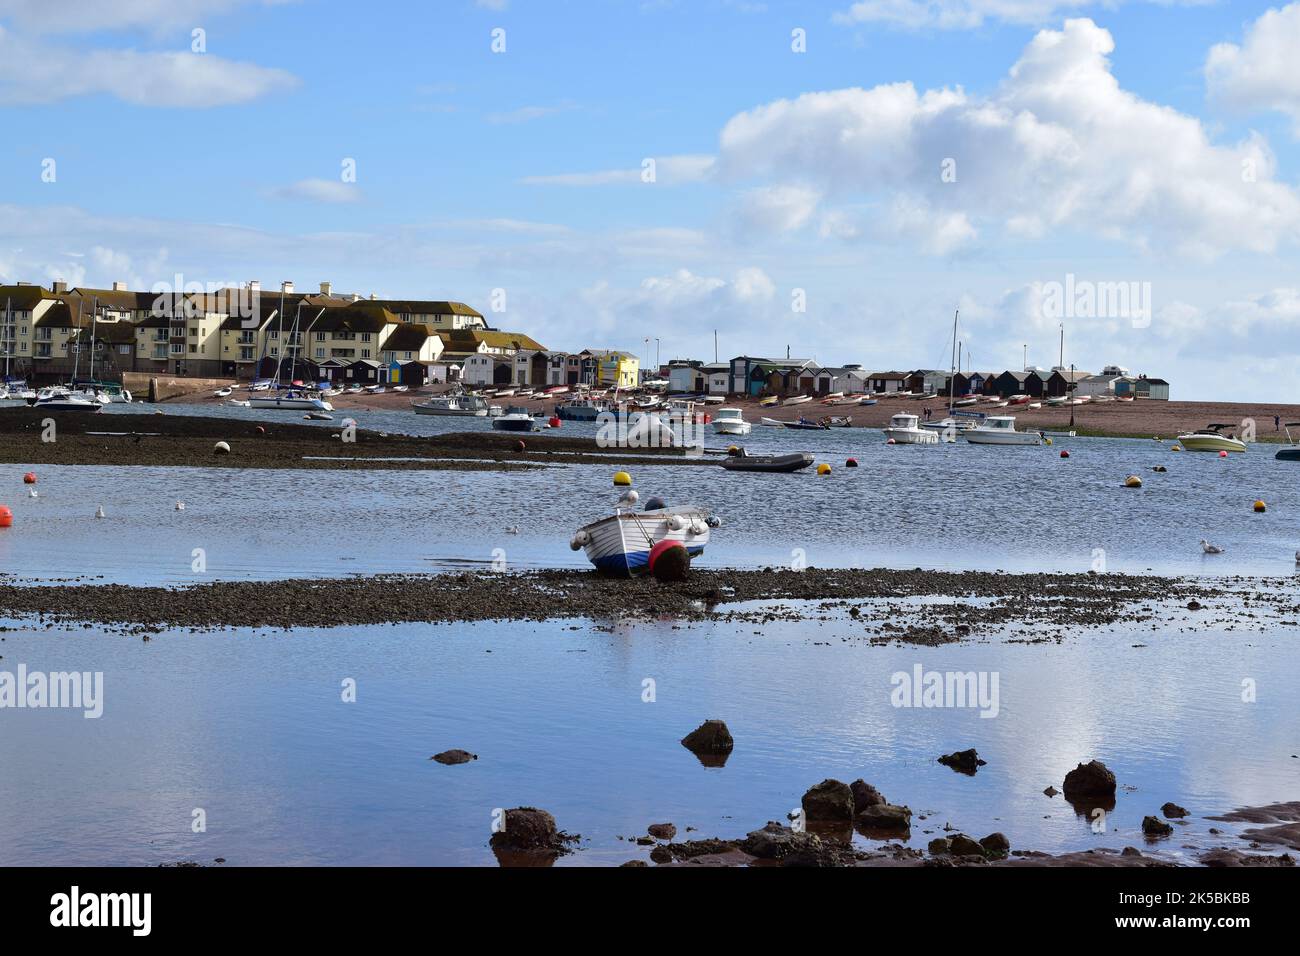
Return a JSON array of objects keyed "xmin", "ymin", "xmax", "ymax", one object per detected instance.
[
  {"xmin": 486, "ymin": 102, "xmax": 577, "ymax": 124},
  {"xmin": 1206, "ymin": 2, "xmax": 1300, "ymax": 131},
  {"xmin": 832, "ymin": 0, "xmax": 1200, "ymax": 30},
  {"xmin": 715, "ymin": 18, "xmax": 1300, "ymax": 258},
  {"xmin": 269, "ymin": 179, "xmax": 362, "ymax": 204},
  {"xmin": 475, "ymin": 0, "xmax": 509, "ymax": 10},
  {"xmin": 733, "ymin": 185, "xmax": 821, "ymax": 233},
  {"xmin": 0, "ymin": 25, "xmax": 297, "ymax": 107},
  {"xmin": 0, "ymin": 0, "xmax": 278, "ymax": 34},
  {"xmin": 520, "ymin": 154, "xmax": 715, "ymax": 186}
]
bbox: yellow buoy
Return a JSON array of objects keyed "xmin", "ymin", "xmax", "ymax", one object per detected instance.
[
  {"xmin": 1043, "ymin": 437, "xmax": 1053, "ymax": 446},
  {"xmin": 1170, "ymin": 445, "xmax": 1182, "ymax": 452},
  {"xmin": 1254, "ymin": 500, "xmax": 1266, "ymax": 513},
  {"xmin": 613, "ymin": 471, "xmax": 632, "ymax": 487},
  {"xmin": 1124, "ymin": 475, "xmax": 1142, "ymax": 488},
  {"xmin": 817, "ymin": 463, "xmax": 832, "ymax": 475}
]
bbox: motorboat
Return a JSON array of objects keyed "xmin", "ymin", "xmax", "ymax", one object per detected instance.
[
  {"xmin": 759, "ymin": 417, "xmax": 784, "ymax": 427},
  {"xmin": 858, "ymin": 397, "xmax": 878, "ymax": 406},
  {"xmin": 249, "ymin": 389, "xmax": 333, "ymax": 411},
  {"xmin": 922, "ymin": 416, "xmax": 979, "ymax": 440},
  {"xmin": 964, "ymin": 415, "xmax": 1042, "ymax": 445},
  {"xmin": 783, "ymin": 418, "xmax": 829, "ymax": 431},
  {"xmin": 412, "ymin": 394, "xmax": 490, "ymax": 416},
  {"xmin": 571, "ymin": 503, "xmax": 717, "ymax": 576},
  {"xmin": 1276, "ymin": 423, "xmax": 1300, "ymax": 461},
  {"xmin": 824, "ymin": 415, "xmax": 852, "ymax": 427},
  {"xmin": 555, "ymin": 397, "xmax": 609, "ymax": 421},
  {"xmin": 759, "ymin": 395, "xmax": 780, "ymax": 408},
  {"xmin": 720, "ymin": 451, "xmax": 814, "ymax": 473},
  {"xmin": 1178, "ymin": 425, "xmax": 1247, "ymax": 453},
  {"xmin": 31, "ymin": 392, "xmax": 102, "ymax": 412},
  {"xmin": 712, "ymin": 408, "xmax": 752, "ymax": 436},
  {"xmin": 882, "ymin": 412, "xmax": 938, "ymax": 444},
  {"xmin": 492, "ymin": 406, "xmax": 539, "ymax": 431}
]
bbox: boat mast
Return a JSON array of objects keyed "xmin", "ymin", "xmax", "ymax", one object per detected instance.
[
  {"xmin": 70, "ymin": 299, "xmax": 83, "ymax": 384},
  {"xmin": 88, "ymin": 296, "xmax": 98, "ymax": 382},
  {"xmin": 947, "ymin": 309, "xmax": 958, "ymax": 415},
  {"xmin": 3, "ymin": 297, "xmax": 11, "ymax": 380}
]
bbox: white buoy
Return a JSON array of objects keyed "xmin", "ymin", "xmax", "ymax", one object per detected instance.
[
  {"xmin": 175, "ymin": 501, "xmax": 185, "ymax": 511},
  {"xmin": 29, "ymin": 489, "xmax": 37, "ymax": 498},
  {"xmin": 95, "ymin": 505, "xmax": 106, "ymax": 519},
  {"xmin": 617, "ymin": 489, "xmax": 640, "ymax": 506}
]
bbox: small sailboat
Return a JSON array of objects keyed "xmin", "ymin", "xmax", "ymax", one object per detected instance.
[{"xmin": 1276, "ymin": 423, "xmax": 1300, "ymax": 461}]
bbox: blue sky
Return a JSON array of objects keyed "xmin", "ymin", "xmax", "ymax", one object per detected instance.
[{"xmin": 2, "ymin": 0, "xmax": 1300, "ymax": 399}]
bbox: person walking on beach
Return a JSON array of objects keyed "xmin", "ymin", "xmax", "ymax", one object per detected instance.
[{"xmin": 1276, "ymin": 415, "xmax": 1281, "ymax": 432}]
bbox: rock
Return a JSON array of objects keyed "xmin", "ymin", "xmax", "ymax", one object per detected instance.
[
  {"xmin": 741, "ymin": 822, "xmax": 820, "ymax": 860},
  {"xmin": 1161, "ymin": 802, "xmax": 1189, "ymax": 819},
  {"xmin": 1121, "ymin": 846, "xmax": 1143, "ymax": 857},
  {"xmin": 850, "ymin": 779, "xmax": 886, "ymax": 813},
  {"xmin": 649, "ymin": 845, "xmax": 673, "ymax": 864},
  {"xmin": 620, "ymin": 860, "xmax": 647, "ymax": 867},
  {"xmin": 980, "ymin": 832, "xmax": 1011, "ymax": 857},
  {"xmin": 634, "ymin": 837, "xmax": 654, "ymax": 846},
  {"xmin": 1043, "ymin": 785, "xmax": 1060, "ymax": 797},
  {"xmin": 647, "ymin": 823, "xmax": 677, "ymax": 841},
  {"xmin": 949, "ymin": 834, "xmax": 984, "ymax": 857},
  {"xmin": 856, "ymin": 803, "xmax": 912, "ymax": 831},
  {"xmin": 928, "ymin": 837, "xmax": 952, "ymax": 855},
  {"xmin": 488, "ymin": 807, "xmax": 576, "ymax": 855},
  {"xmin": 1063, "ymin": 759, "xmax": 1117, "ymax": 799},
  {"xmin": 430, "ymin": 749, "xmax": 477, "ymax": 765},
  {"xmin": 802, "ymin": 779, "xmax": 855, "ymax": 823},
  {"xmin": 1142, "ymin": 815, "xmax": 1174, "ymax": 837},
  {"xmin": 937, "ymin": 748, "xmax": 987, "ymax": 774},
  {"xmin": 681, "ymin": 719, "xmax": 734, "ymax": 757}
]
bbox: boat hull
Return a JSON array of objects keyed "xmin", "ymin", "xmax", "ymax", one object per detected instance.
[
  {"xmin": 721, "ymin": 453, "xmax": 813, "ymax": 473},
  {"xmin": 882, "ymin": 427, "xmax": 938, "ymax": 444},
  {"xmin": 575, "ymin": 508, "xmax": 709, "ymax": 576},
  {"xmin": 1179, "ymin": 434, "xmax": 1246, "ymax": 453},
  {"xmin": 249, "ymin": 396, "xmax": 333, "ymax": 411},
  {"xmin": 713, "ymin": 421, "xmax": 752, "ymax": 436},
  {"xmin": 964, "ymin": 430, "xmax": 1042, "ymax": 445},
  {"xmin": 1275, "ymin": 447, "xmax": 1300, "ymax": 461},
  {"xmin": 412, "ymin": 404, "xmax": 487, "ymax": 416}
]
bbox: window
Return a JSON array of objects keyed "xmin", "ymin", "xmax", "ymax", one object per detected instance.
[
  {"xmin": 190, "ymin": 327, "xmax": 197, "ymax": 337},
  {"xmin": 315, "ymin": 348, "xmax": 325, "ymax": 359},
  {"xmin": 361, "ymin": 332, "xmax": 371, "ymax": 342},
  {"xmin": 170, "ymin": 343, "xmax": 183, "ymax": 354},
  {"xmin": 118, "ymin": 344, "xmax": 130, "ymax": 355},
  {"xmin": 404, "ymin": 351, "xmax": 413, "ymax": 360},
  {"xmin": 362, "ymin": 349, "xmax": 371, "ymax": 358},
  {"xmin": 315, "ymin": 332, "xmax": 326, "ymax": 341},
  {"xmin": 189, "ymin": 345, "xmax": 198, "ymax": 354},
  {"xmin": 239, "ymin": 347, "xmax": 254, "ymax": 361}
]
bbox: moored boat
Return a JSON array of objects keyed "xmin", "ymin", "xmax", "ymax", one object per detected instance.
[
  {"xmin": 882, "ymin": 412, "xmax": 938, "ymax": 444},
  {"xmin": 492, "ymin": 406, "xmax": 539, "ymax": 431},
  {"xmin": 964, "ymin": 415, "xmax": 1042, "ymax": 445},
  {"xmin": 720, "ymin": 451, "xmax": 813, "ymax": 473},
  {"xmin": 412, "ymin": 394, "xmax": 489, "ymax": 416},
  {"xmin": 712, "ymin": 407, "xmax": 752, "ymax": 436},
  {"xmin": 782, "ymin": 394, "xmax": 812, "ymax": 406},
  {"xmin": 1178, "ymin": 425, "xmax": 1247, "ymax": 453},
  {"xmin": 571, "ymin": 504, "xmax": 717, "ymax": 576}
]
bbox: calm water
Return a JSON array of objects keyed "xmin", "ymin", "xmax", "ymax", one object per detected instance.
[
  {"xmin": 1, "ymin": 406, "xmax": 1298, "ymax": 865},
  {"xmin": 0, "ymin": 613, "xmax": 1295, "ymax": 865}
]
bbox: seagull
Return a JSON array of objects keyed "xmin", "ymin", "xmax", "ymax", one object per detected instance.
[
  {"xmin": 505, "ymin": 525, "xmax": 518, "ymax": 534},
  {"xmin": 28, "ymin": 488, "xmax": 37, "ymax": 498},
  {"xmin": 1294, "ymin": 551, "xmax": 1300, "ymax": 564},
  {"xmin": 95, "ymin": 505, "xmax": 106, "ymax": 519},
  {"xmin": 1200, "ymin": 539, "xmax": 1224, "ymax": 554},
  {"xmin": 617, "ymin": 489, "xmax": 640, "ymax": 507},
  {"xmin": 175, "ymin": 501, "xmax": 185, "ymax": 511}
]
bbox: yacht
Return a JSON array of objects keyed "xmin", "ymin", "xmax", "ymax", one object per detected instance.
[
  {"xmin": 964, "ymin": 415, "xmax": 1043, "ymax": 445},
  {"xmin": 32, "ymin": 392, "xmax": 102, "ymax": 412},
  {"xmin": 492, "ymin": 406, "xmax": 539, "ymax": 432},
  {"xmin": 249, "ymin": 389, "xmax": 333, "ymax": 412},
  {"xmin": 882, "ymin": 412, "xmax": 939, "ymax": 444},
  {"xmin": 712, "ymin": 408, "xmax": 752, "ymax": 436},
  {"xmin": 1178, "ymin": 425, "xmax": 1247, "ymax": 453}
]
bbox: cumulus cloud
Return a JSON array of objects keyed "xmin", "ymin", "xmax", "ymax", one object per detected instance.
[
  {"xmin": 1206, "ymin": 2, "xmax": 1300, "ymax": 131},
  {"xmin": 832, "ymin": 0, "xmax": 1198, "ymax": 30},
  {"xmin": 715, "ymin": 18, "xmax": 1300, "ymax": 258},
  {"xmin": 0, "ymin": 25, "xmax": 297, "ymax": 107},
  {"xmin": 0, "ymin": 0, "xmax": 275, "ymax": 34}
]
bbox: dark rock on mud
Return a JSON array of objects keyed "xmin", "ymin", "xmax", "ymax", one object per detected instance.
[
  {"xmin": 851, "ymin": 779, "xmax": 886, "ymax": 813},
  {"xmin": 980, "ymin": 832, "xmax": 1011, "ymax": 857},
  {"xmin": 928, "ymin": 837, "xmax": 951, "ymax": 855},
  {"xmin": 1063, "ymin": 760, "xmax": 1117, "ymax": 799},
  {"xmin": 1142, "ymin": 816, "xmax": 1174, "ymax": 837},
  {"xmin": 938, "ymin": 748, "xmax": 987, "ymax": 774},
  {"xmin": 620, "ymin": 860, "xmax": 648, "ymax": 867},
  {"xmin": 856, "ymin": 803, "xmax": 912, "ymax": 831},
  {"xmin": 1161, "ymin": 802, "xmax": 1189, "ymax": 819},
  {"xmin": 949, "ymin": 834, "xmax": 985, "ymax": 857},
  {"xmin": 1200, "ymin": 848, "xmax": 1295, "ymax": 867},
  {"xmin": 488, "ymin": 807, "xmax": 578, "ymax": 856},
  {"xmin": 431, "ymin": 749, "xmax": 477, "ymax": 765},
  {"xmin": 647, "ymin": 823, "xmax": 677, "ymax": 841},
  {"xmin": 802, "ymin": 779, "xmax": 855, "ymax": 823}
]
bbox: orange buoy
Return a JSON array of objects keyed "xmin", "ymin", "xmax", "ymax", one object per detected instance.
[
  {"xmin": 648, "ymin": 539, "xmax": 690, "ymax": 581},
  {"xmin": 548, "ymin": 416, "xmax": 561, "ymax": 428},
  {"xmin": 23, "ymin": 472, "xmax": 36, "ymax": 484},
  {"xmin": 1254, "ymin": 500, "xmax": 1266, "ymax": 513},
  {"xmin": 0, "ymin": 505, "xmax": 12, "ymax": 528}
]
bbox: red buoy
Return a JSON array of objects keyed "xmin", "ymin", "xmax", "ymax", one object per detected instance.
[
  {"xmin": 23, "ymin": 472, "xmax": 36, "ymax": 484},
  {"xmin": 548, "ymin": 416, "xmax": 561, "ymax": 428},
  {"xmin": 845, "ymin": 458, "xmax": 858, "ymax": 468},
  {"xmin": 255, "ymin": 426, "xmax": 265, "ymax": 434},
  {"xmin": 1060, "ymin": 450, "xmax": 1069, "ymax": 458},
  {"xmin": 648, "ymin": 540, "xmax": 690, "ymax": 581},
  {"xmin": 515, "ymin": 440, "xmax": 526, "ymax": 452},
  {"xmin": 0, "ymin": 506, "xmax": 12, "ymax": 528}
]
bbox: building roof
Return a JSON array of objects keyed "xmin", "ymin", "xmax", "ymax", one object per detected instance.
[
  {"xmin": 373, "ymin": 299, "xmax": 484, "ymax": 318},
  {"xmin": 439, "ymin": 329, "xmax": 546, "ymax": 353},
  {"xmin": 0, "ymin": 283, "xmax": 55, "ymax": 311},
  {"xmin": 382, "ymin": 323, "xmax": 432, "ymax": 352},
  {"xmin": 868, "ymin": 370, "xmax": 907, "ymax": 380},
  {"xmin": 32, "ymin": 302, "xmax": 73, "ymax": 328}
]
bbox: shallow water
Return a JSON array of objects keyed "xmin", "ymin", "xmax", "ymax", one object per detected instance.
[{"xmin": 0, "ymin": 611, "xmax": 1294, "ymax": 866}]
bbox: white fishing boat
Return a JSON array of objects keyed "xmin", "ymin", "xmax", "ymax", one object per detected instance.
[
  {"xmin": 492, "ymin": 406, "xmax": 539, "ymax": 432},
  {"xmin": 712, "ymin": 407, "xmax": 752, "ymax": 436},
  {"xmin": 760, "ymin": 417, "xmax": 784, "ymax": 427},
  {"xmin": 1177, "ymin": 425, "xmax": 1247, "ymax": 453},
  {"xmin": 964, "ymin": 415, "xmax": 1042, "ymax": 445},
  {"xmin": 411, "ymin": 394, "xmax": 490, "ymax": 416},
  {"xmin": 571, "ymin": 503, "xmax": 717, "ymax": 576},
  {"xmin": 783, "ymin": 394, "xmax": 812, "ymax": 406},
  {"xmin": 248, "ymin": 389, "xmax": 334, "ymax": 411},
  {"xmin": 882, "ymin": 412, "xmax": 938, "ymax": 444},
  {"xmin": 31, "ymin": 392, "xmax": 102, "ymax": 412}
]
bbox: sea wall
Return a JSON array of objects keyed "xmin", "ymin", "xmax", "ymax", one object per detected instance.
[{"xmin": 122, "ymin": 373, "xmax": 235, "ymax": 403}]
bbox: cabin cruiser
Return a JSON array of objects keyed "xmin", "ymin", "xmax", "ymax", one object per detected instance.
[
  {"xmin": 882, "ymin": 412, "xmax": 939, "ymax": 444},
  {"xmin": 1178, "ymin": 425, "xmax": 1247, "ymax": 453},
  {"xmin": 492, "ymin": 406, "xmax": 539, "ymax": 432},
  {"xmin": 712, "ymin": 407, "xmax": 752, "ymax": 436},
  {"xmin": 32, "ymin": 391, "xmax": 102, "ymax": 412},
  {"xmin": 411, "ymin": 394, "xmax": 490, "ymax": 416},
  {"xmin": 248, "ymin": 389, "xmax": 333, "ymax": 412},
  {"xmin": 964, "ymin": 415, "xmax": 1042, "ymax": 445}
]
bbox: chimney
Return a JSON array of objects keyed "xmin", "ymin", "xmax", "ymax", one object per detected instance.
[
  {"xmin": 112, "ymin": 281, "xmax": 128, "ymax": 292},
  {"xmin": 320, "ymin": 281, "xmax": 332, "ymax": 296},
  {"xmin": 52, "ymin": 280, "xmax": 68, "ymax": 294},
  {"xmin": 281, "ymin": 280, "xmax": 294, "ymax": 295},
  {"xmin": 248, "ymin": 280, "xmax": 261, "ymax": 294}
]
